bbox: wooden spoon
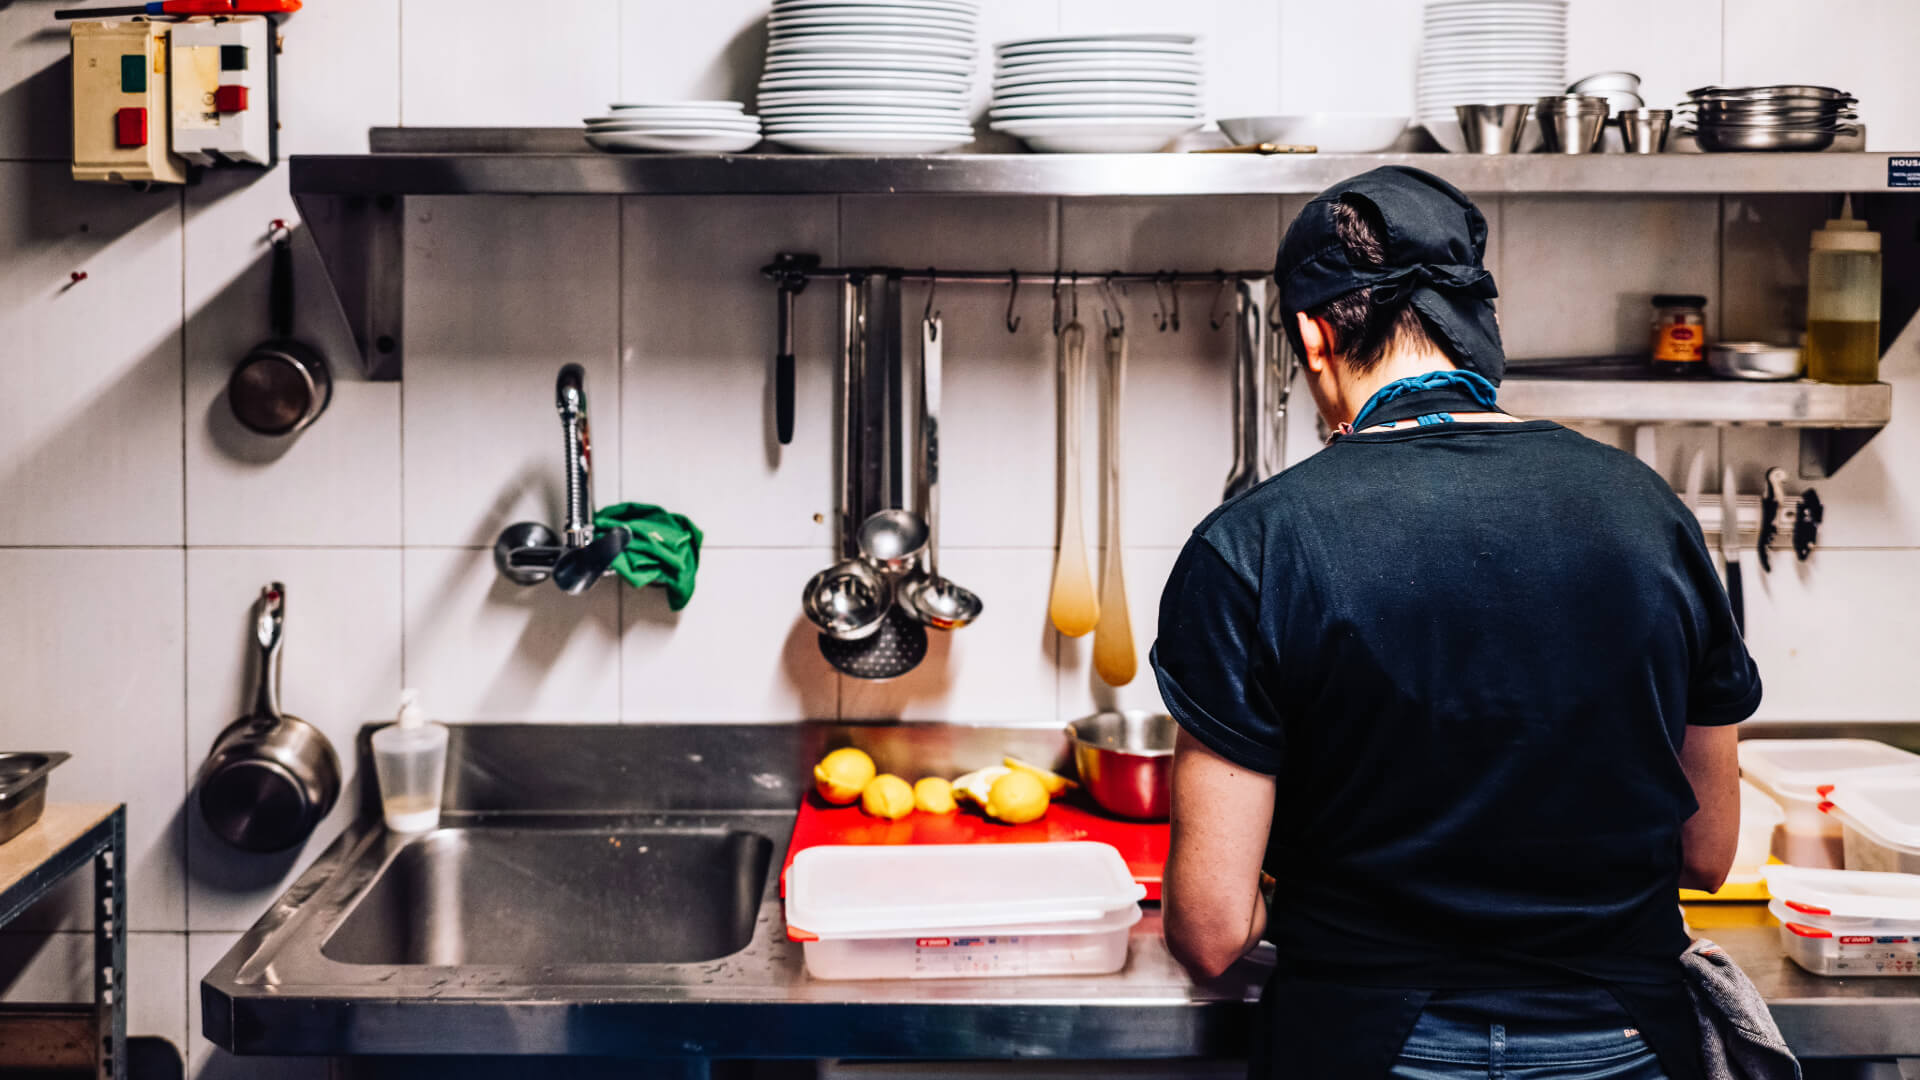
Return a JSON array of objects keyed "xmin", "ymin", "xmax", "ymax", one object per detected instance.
[
  {"xmin": 1049, "ymin": 322, "xmax": 1100, "ymax": 637},
  {"xmin": 1093, "ymin": 325, "xmax": 1136, "ymax": 686}
]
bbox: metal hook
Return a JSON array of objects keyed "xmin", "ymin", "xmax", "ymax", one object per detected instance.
[
  {"xmin": 1004, "ymin": 269, "xmax": 1021, "ymax": 333},
  {"xmin": 1166, "ymin": 272, "xmax": 1180, "ymax": 332},
  {"xmin": 923, "ymin": 269, "xmax": 940, "ymax": 326},
  {"xmin": 1070, "ymin": 271, "xmax": 1079, "ymax": 322},
  {"xmin": 1099, "ymin": 276, "xmax": 1124, "ymax": 335},
  {"xmin": 1208, "ymin": 272, "xmax": 1232, "ymax": 330},
  {"xmin": 1150, "ymin": 274, "xmax": 1172, "ymax": 332},
  {"xmin": 1051, "ymin": 270, "xmax": 1063, "ymax": 335}
]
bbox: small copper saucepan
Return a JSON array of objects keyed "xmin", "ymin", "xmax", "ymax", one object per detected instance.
[{"xmin": 1067, "ymin": 710, "xmax": 1176, "ymax": 821}]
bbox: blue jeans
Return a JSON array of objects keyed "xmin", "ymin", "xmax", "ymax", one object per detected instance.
[{"xmin": 1390, "ymin": 1008, "xmax": 1670, "ymax": 1080}]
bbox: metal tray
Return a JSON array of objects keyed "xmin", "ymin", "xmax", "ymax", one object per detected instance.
[{"xmin": 0, "ymin": 752, "xmax": 70, "ymax": 846}]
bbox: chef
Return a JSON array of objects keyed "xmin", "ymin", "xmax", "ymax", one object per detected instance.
[{"xmin": 1152, "ymin": 166, "xmax": 1760, "ymax": 1080}]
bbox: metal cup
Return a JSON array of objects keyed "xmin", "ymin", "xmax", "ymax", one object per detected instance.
[
  {"xmin": 1618, "ymin": 107, "xmax": 1673, "ymax": 154},
  {"xmin": 1454, "ymin": 103, "xmax": 1532, "ymax": 155},
  {"xmin": 1537, "ymin": 95, "xmax": 1611, "ymax": 153}
]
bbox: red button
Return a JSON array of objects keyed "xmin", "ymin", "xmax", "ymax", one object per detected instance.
[
  {"xmin": 213, "ymin": 84, "xmax": 248, "ymax": 113},
  {"xmin": 115, "ymin": 106, "xmax": 147, "ymax": 148}
]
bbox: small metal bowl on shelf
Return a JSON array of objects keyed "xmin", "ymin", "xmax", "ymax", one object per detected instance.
[{"xmin": 1708, "ymin": 342, "xmax": 1805, "ymax": 381}]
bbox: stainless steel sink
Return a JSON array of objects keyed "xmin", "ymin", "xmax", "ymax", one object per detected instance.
[{"xmin": 322, "ymin": 826, "xmax": 772, "ymax": 966}]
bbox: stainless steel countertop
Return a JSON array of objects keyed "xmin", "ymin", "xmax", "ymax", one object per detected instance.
[{"xmin": 201, "ymin": 723, "xmax": 1920, "ymax": 1061}]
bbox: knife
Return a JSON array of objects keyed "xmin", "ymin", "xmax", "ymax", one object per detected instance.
[{"xmin": 1721, "ymin": 466, "xmax": 1745, "ymax": 635}]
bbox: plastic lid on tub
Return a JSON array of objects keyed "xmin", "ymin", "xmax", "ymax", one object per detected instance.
[
  {"xmin": 785, "ymin": 841, "xmax": 1147, "ymax": 939},
  {"xmin": 1737, "ymin": 739, "xmax": 1920, "ymax": 798},
  {"xmin": 1824, "ymin": 772, "xmax": 1920, "ymax": 853},
  {"xmin": 1764, "ymin": 866, "xmax": 1920, "ymax": 922}
]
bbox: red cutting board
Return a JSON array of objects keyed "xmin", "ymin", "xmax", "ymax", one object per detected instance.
[{"xmin": 782, "ymin": 793, "xmax": 1169, "ymax": 900}]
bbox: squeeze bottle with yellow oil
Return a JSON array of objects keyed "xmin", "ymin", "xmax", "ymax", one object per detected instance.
[{"xmin": 1806, "ymin": 197, "xmax": 1881, "ymax": 384}]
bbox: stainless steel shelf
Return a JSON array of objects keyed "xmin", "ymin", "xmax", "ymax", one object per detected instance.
[
  {"xmin": 1501, "ymin": 377, "xmax": 1892, "ymax": 428},
  {"xmin": 290, "ymin": 131, "xmax": 1919, "ymax": 198},
  {"xmin": 1499, "ymin": 377, "xmax": 1893, "ymax": 478}
]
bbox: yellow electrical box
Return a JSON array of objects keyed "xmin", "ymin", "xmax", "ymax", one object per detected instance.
[{"xmin": 71, "ymin": 19, "xmax": 188, "ymax": 185}]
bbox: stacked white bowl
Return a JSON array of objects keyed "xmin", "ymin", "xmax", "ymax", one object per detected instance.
[
  {"xmin": 1416, "ymin": 0, "xmax": 1567, "ymax": 152},
  {"xmin": 757, "ymin": 0, "xmax": 979, "ymax": 153},
  {"xmin": 988, "ymin": 33, "xmax": 1205, "ymax": 153},
  {"xmin": 584, "ymin": 102, "xmax": 762, "ymax": 153}
]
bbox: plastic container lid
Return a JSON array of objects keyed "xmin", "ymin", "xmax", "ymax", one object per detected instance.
[
  {"xmin": 786, "ymin": 842, "xmax": 1146, "ymax": 939},
  {"xmin": 1824, "ymin": 772, "xmax": 1920, "ymax": 853},
  {"xmin": 1765, "ymin": 866, "xmax": 1920, "ymax": 922},
  {"xmin": 1738, "ymin": 739, "xmax": 1920, "ymax": 800}
]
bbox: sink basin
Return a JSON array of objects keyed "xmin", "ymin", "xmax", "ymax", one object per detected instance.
[{"xmin": 322, "ymin": 826, "xmax": 772, "ymax": 966}]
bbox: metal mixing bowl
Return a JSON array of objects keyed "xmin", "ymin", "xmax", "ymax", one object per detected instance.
[
  {"xmin": 1708, "ymin": 342, "xmax": 1804, "ymax": 381},
  {"xmin": 1066, "ymin": 711, "xmax": 1176, "ymax": 821}
]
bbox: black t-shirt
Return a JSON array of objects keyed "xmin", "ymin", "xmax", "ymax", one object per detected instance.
[{"xmin": 1151, "ymin": 396, "xmax": 1761, "ymax": 1079}]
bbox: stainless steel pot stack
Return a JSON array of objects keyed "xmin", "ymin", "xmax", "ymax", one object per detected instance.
[{"xmin": 1681, "ymin": 85, "xmax": 1858, "ymax": 152}]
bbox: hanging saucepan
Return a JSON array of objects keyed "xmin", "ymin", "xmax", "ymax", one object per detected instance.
[
  {"xmin": 228, "ymin": 225, "xmax": 331, "ymax": 436},
  {"xmin": 197, "ymin": 583, "xmax": 341, "ymax": 853}
]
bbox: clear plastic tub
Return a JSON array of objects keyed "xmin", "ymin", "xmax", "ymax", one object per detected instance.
[
  {"xmin": 785, "ymin": 842, "xmax": 1146, "ymax": 981},
  {"xmin": 798, "ymin": 905, "xmax": 1141, "ymax": 980},
  {"xmin": 1730, "ymin": 780, "xmax": 1785, "ymax": 881},
  {"xmin": 1765, "ymin": 867, "xmax": 1920, "ymax": 976},
  {"xmin": 1824, "ymin": 773, "xmax": 1920, "ymax": 874},
  {"xmin": 1738, "ymin": 739, "xmax": 1920, "ymax": 867}
]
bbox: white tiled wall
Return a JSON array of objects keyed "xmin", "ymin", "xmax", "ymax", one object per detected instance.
[{"xmin": 4, "ymin": 0, "xmax": 1920, "ymax": 1075}]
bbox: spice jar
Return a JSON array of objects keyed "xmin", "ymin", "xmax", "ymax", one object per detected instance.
[{"xmin": 1650, "ymin": 294, "xmax": 1708, "ymax": 376}]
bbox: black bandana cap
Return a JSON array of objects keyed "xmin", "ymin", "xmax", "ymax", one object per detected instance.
[{"xmin": 1274, "ymin": 165, "xmax": 1507, "ymax": 384}]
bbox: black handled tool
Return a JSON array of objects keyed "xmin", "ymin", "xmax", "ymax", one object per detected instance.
[{"xmin": 767, "ymin": 253, "xmax": 818, "ymax": 446}]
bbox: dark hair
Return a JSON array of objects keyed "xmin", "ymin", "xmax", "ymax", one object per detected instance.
[{"xmin": 1288, "ymin": 196, "xmax": 1442, "ymax": 375}]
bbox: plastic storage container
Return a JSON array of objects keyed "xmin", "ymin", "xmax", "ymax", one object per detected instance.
[
  {"xmin": 785, "ymin": 841, "xmax": 1146, "ymax": 980},
  {"xmin": 1737, "ymin": 739, "xmax": 1920, "ymax": 867},
  {"xmin": 1824, "ymin": 772, "xmax": 1920, "ymax": 874},
  {"xmin": 1731, "ymin": 780, "xmax": 1786, "ymax": 880},
  {"xmin": 1765, "ymin": 866, "xmax": 1920, "ymax": 976},
  {"xmin": 370, "ymin": 689, "xmax": 448, "ymax": 833}
]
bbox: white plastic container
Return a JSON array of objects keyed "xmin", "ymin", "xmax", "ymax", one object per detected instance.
[
  {"xmin": 1765, "ymin": 866, "xmax": 1920, "ymax": 976},
  {"xmin": 1729, "ymin": 780, "xmax": 1786, "ymax": 881},
  {"xmin": 785, "ymin": 842, "xmax": 1146, "ymax": 981},
  {"xmin": 1824, "ymin": 772, "xmax": 1920, "ymax": 874},
  {"xmin": 370, "ymin": 689, "xmax": 448, "ymax": 833},
  {"xmin": 1738, "ymin": 739, "xmax": 1920, "ymax": 867}
]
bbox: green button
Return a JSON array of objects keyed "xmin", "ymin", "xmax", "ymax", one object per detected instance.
[
  {"xmin": 119, "ymin": 53, "xmax": 145, "ymax": 93},
  {"xmin": 220, "ymin": 44, "xmax": 248, "ymax": 71}
]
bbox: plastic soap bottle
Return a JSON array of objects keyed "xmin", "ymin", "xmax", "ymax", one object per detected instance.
[
  {"xmin": 1806, "ymin": 196, "xmax": 1882, "ymax": 384},
  {"xmin": 371, "ymin": 689, "xmax": 448, "ymax": 833}
]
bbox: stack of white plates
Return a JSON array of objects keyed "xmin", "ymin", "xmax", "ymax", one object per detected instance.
[
  {"xmin": 1416, "ymin": 0, "xmax": 1567, "ymax": 152},
  {"xmin": 584, "ymin": 102, "xmax": 762, "ymax": 153},
  {"xmin": 758, "ymin": 0, "xmax": 979, "ymax": 153},
  {"xmin": 988, "ymin": 33, "xmax": 1204, "ymax": 153}
]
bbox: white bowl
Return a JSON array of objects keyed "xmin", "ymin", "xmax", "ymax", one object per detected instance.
[{"xmin": 1216, "ymin": 113, "xmax": 1410, "ymax": 151}]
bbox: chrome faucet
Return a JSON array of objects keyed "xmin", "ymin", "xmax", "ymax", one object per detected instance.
[{"xmin": 493, "ymin": 364, "xmax": 630, "ymax": 595}]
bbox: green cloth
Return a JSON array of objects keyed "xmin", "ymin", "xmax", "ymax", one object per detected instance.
[{"xmin": 593, "ymin": 502, "xmax": 704, "ymax": 610}]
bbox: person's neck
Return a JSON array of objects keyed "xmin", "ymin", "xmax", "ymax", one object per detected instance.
[{"xmin": 1334, "ymin": 349, "xmax": 1459, "ymax": 427}]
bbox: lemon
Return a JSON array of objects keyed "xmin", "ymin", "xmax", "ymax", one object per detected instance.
[
  {"xmin": 814, "ymin": 747, "xmax": 876, "ymax": 805},
  {"xmin": 985, "ymin": 769, "xmax": 1050, "ymax": 825},
  {"xmin": 1003, "ymin": 756, "xmax": 1076, "ymax": 796},
  {"xmin": 861, "ymin": 774, "xmax": 916, "ymax": 820},
  {"xmin": 951, "ymin": 765, "xmax": 1010, "ymax": 809},
  {"xmin": 913, "ymin": 777, "xmax": 957, "ymax": 814}
]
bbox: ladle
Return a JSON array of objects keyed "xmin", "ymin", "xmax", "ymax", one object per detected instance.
[{"xmin": 900, "ymin": 313, "xmax": 982, "ymax": 629}]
